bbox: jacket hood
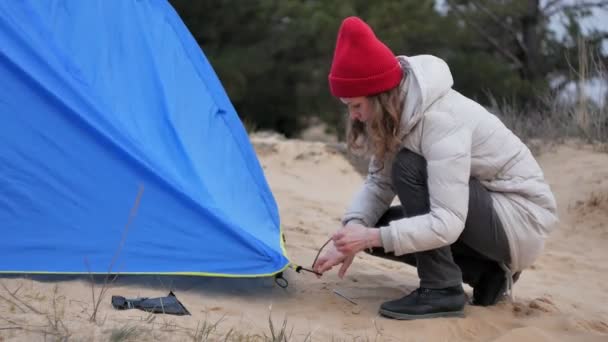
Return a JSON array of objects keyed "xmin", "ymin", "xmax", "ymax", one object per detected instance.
[{"xmin": 397, "ymin": 55, "xmax": 454, "ymax": 135}]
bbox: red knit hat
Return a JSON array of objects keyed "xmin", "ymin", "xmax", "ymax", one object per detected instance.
[{"xmin": 328, "ymin": 16, "xmax": 403, "ymax": 98}]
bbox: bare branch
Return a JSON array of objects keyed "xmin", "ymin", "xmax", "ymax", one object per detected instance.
[
  {"xmin": 0, "ymin": 293, "xmax": 27, "ymax": 313},
  {"xmin": 552, "ymin": 76, "xmax": 573, "ymax": 93},
  {"xmin": 105, "ymin": 184, "xmax": 144, "ymax": 275},
  {"xmin": 0, "ymin": 290, "xmax": 71, "ymax": 340},
  {"xmin": 469, "ymin": 0, "xmax": 528, "ymax": 54},
  {"xmin": 542, "ymin": 0, "xmax": 562, "ymax": 13},
  {"xmin": 587, "ymin": 32, "xmax": 608, "ymax": 45},
  {"xmin": 0, "ymin": 327, "xmax": 25, "ymax": 331},
  {"xmin": 0, "ymin": 316, "xmax": 57, "ymax": 336},
  {"xmin": 447, "ymin": 0, "xmax": 524, "ymax": 69},
  {"xmin": 0, "ymin": 282, "xmax": 43, "ymax": 315},
  {"xmin": 546, "ymin": 0, "xmax": 608, "ymax": 17},
  {"xmin": 88, "ymin": 184, "xmax": 144, "ymax": 323},
  {"xmin": 10, "ymin": 283, "xmax": 23, "ymax": 297}
]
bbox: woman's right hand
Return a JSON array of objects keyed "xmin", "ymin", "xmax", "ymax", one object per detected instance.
[{"xmin": 312, "ymin": 242, "xmax": 355, "ymax": 279}]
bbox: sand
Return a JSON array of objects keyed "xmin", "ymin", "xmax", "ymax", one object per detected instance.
[{"xmin": 1, "ymin": 136, "xmax": 607, "ymax": 341}]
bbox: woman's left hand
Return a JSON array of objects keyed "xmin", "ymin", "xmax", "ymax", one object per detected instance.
[{"xmin": 333, "ymin": 223, "xmax": 381, "ymax": 255}]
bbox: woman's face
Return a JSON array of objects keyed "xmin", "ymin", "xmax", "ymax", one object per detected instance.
[{"xmin": 341, "ymin": 96, "xmax": 373, "ymax": 123}]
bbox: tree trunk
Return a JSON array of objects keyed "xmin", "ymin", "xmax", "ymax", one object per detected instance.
[{"xmin": 521, "ymin": 0, "xmax": 541, "ymax": 82}]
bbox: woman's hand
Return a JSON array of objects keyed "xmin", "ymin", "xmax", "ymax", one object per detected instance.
[
  {"xmin": 333, "ymin": 223, "xmax": 382, "ymax": 255},
  {"xmin": 312, "ymin": 242, "xmax": 355, "ymax": 278}
]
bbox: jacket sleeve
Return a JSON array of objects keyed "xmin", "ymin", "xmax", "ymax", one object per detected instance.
[
  {"xmin": 342, "ymin": 154, "xmax": 396, "ymax": 227},
  {"xmin": 380, "ymin": 111, "xmax": 472, "ymax": 255}
]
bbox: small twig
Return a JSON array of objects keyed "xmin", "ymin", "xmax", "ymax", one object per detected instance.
[
  {"xmin": 88, "ymin": 184, "xmax": 144, "ymax": 322},
  {"xmin": 0, "ymin": 293, "xmax": 27, "ymax": 313},
  {"xmin": 144, "ymin": 310, "xmax": 156, "ymax": 323},
  {"xmin": 0, "ymin": 326, "xmax": 24, "ymax": 331},
  {"xmin": 333, "ymin": 289, "xmax": 358, "ymax": 305},
  {"xmin": 84, "ymin": 258, "xmax": 96, "ymax": 314},
  {"xmin": 311, "ymin": 237, "xmax": 332, "ymax": 269},
  {"xmin": 0, "ymin": 316, "xmax": 51, "ymax": 332},
  {"xmin": 51, "ymin": 286, "xmax": 60, "ymax": 329},
  {"xmin": 10, "ymin": 283, "xmax": 23, "ymax": 297},
  {"xmin": 155, "ymin": 275, "xmax": 175, "ymax": 294},
  {"xmin": 0, "ymin": 317, "xmax": 20, "ymax": 326},
  {"xmin": 121, "ymin": 317, "xmax": 191, "ymax": 333},
  {"xmin": 372, "ymin": 317, "xmax": 382, "ymax": 338},
  {"xmin": 223, "ymin": 328, "xmax": 234, "ymax": 342},
  {"xmin": 106, "ymin": 184, "xmax": 145, "ymax": 275},
  {"xmin": 68, "ymin": 299, "xmax": 88, "ymax": 306},
  {"xmin": 0, "ymin": 281, "xmax": 43, "ymax": 314},
  {"xmin": 37, "ymin": 285, "xmax": 70, "ymax": 339}
]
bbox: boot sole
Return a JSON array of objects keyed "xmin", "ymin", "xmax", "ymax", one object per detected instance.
[{"xmin": 379, "ymin": 308, "xmax": 465, "ymax": 320}]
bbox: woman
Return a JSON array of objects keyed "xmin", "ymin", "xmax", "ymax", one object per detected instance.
[{"xmin": 312, "ymin": 16, "xmax": 559, "ymax": 320}]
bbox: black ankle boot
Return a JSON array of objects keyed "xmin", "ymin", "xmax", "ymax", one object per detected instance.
[
  {"xmin": 379, "ymin": 285, "xmax": 466, "ymax": 320},
  {"xmin": 473, "ymin": 263, "xmax": 522, "ymax": 306}
]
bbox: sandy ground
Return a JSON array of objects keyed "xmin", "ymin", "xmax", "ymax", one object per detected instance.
[{"xmin": 1, "ymin": 135, "xmax": 607, "ymax": 341}]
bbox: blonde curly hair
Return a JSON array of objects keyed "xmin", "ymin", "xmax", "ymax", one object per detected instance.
[{"xmin": 346, "ymin": 80, "xmax": 406, "ymax": 163}]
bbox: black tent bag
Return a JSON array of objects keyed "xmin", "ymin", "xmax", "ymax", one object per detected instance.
[{"xmin": 111, "ymin": 291, "xmax": 190, "ymax": 315}]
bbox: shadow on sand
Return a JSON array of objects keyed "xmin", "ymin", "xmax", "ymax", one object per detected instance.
[{"xmin": 0, "ymin": 271, "xmax": 299, "ymax": 300}]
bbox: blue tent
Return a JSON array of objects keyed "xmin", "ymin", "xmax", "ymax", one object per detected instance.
[{"xmin": 0, "ymin": 0, "xmax": 290, "ymax": 277}]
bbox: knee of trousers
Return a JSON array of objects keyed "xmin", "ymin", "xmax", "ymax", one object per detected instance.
[{"xmin": 391, "ymin": 148, "xmax": 428, "ymax": 189}]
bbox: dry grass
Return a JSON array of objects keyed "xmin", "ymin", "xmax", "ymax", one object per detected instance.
[
  {"xmin": 188, "ymin": 315, "xmax": 225, "ymax": 341},
  {"xmin": 491, "ymin": 37, "xmax": 607, "ymax": 154},
  {"xmin": 0, "ymin": 185, "xmax": 148, "ymax": 340},
  {"xmin": 576, "ymin": 191, "xmax": 608, "ymax": 212},
  {"xmin": 0, "ymin": 286, "xmax": 302, "ymax": 341},
  {"xmin": 0, "ymin": 282, "xmax": 71, "ymax": 341},
  {"xmin": 0, "ymin": 182, "xmax": 312, "ymax": 341},
  {"xmin": 119, "ymin": 310, "xmax": 301, "ymax": 341},
  {"xmin": 87, "ymin": 184, "xmax": 144, "ymax": 323},
  {"xmin": 587, "ymin": 192, "xmax": 608, "ymax": 208},
  {"xmin": 571, "ymin": 190, "xmax": 608, "ymax": 237},
  {"xmin": 107, "ymin": 324, "xmax": 143, "ymax": 342}
]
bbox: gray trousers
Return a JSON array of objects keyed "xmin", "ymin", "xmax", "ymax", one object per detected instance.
[{"xmin": 366, "ymin": 149, "xmax": 511, "ymax": 289}]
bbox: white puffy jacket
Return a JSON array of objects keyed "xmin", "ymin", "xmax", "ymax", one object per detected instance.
[{"xmin": 342, "ymin": 55, "xmax": 559, "ymax": 272}]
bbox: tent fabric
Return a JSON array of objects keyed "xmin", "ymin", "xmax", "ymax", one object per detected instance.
[{"xmin": 0, "ymin": 0, "xmax": 289, "ymax": 277}]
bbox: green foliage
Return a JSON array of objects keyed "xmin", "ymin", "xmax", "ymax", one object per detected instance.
[{"xmin": 169, "ymin": 0, "xmax": 607, "ymax": 137}]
